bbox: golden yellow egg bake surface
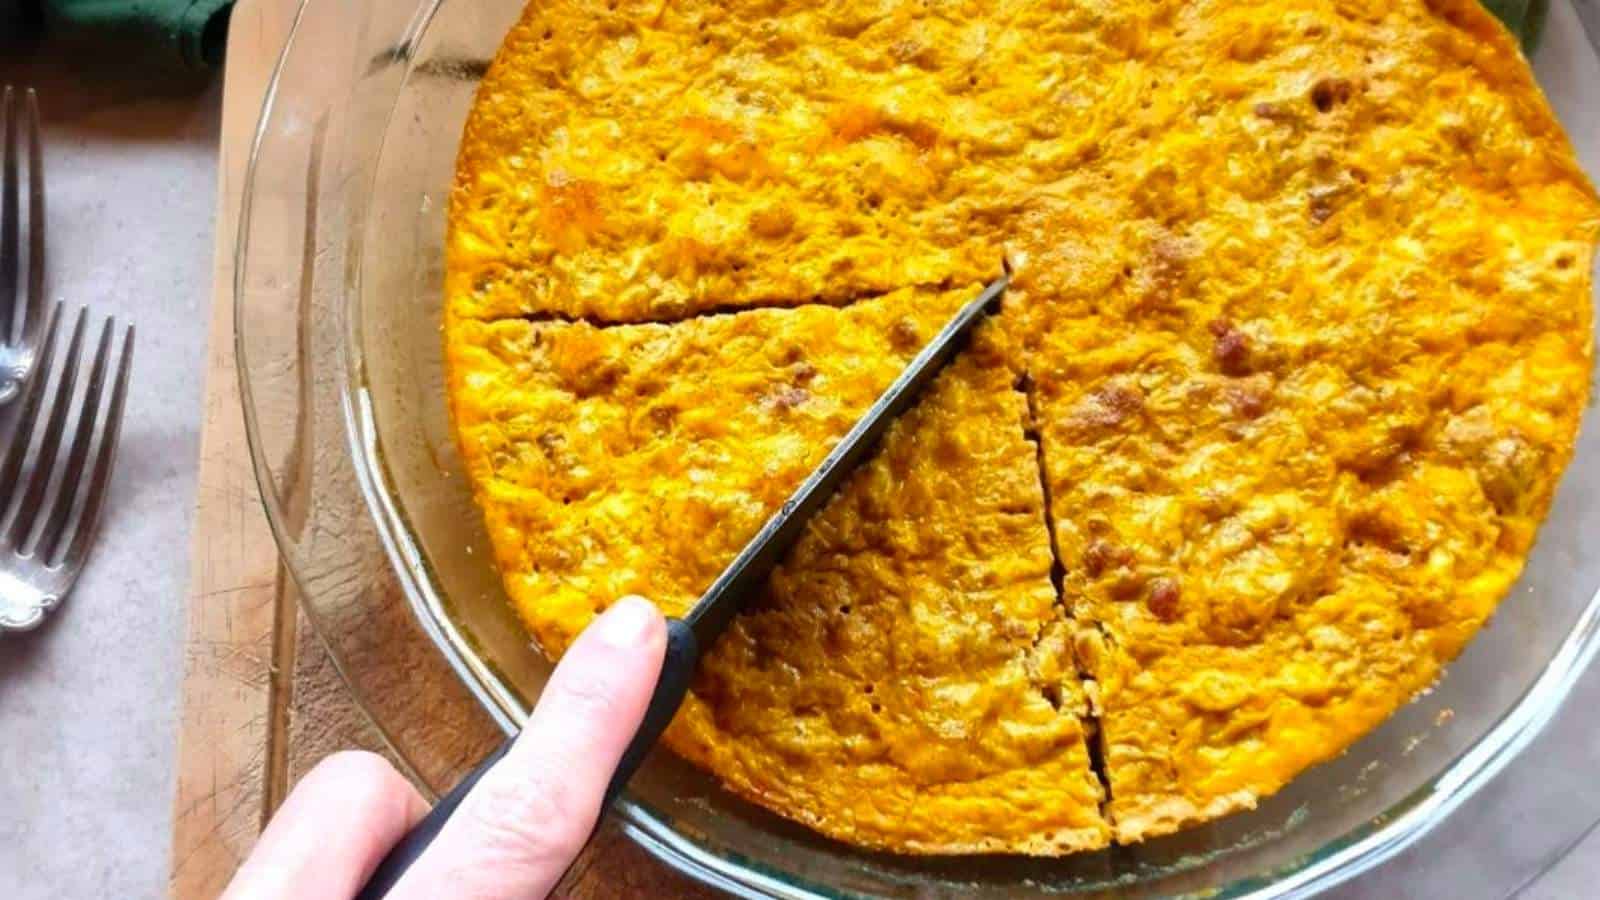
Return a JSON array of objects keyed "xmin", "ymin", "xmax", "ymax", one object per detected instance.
[{"xmin": 445, "ymin": 0, "xmax": 1600, "ymax": 853}]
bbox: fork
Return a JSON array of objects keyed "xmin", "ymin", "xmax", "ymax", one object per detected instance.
[
  {"xmin": 0, "ymin": 305, "xmax": 134, "ymax": 631},
  {"xmin": 0, "ymin": 85, "xmax": 48, "ymax": 406}
]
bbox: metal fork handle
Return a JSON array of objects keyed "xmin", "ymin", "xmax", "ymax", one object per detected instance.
[{"xmin": 0, "ymin": 85, "xmax": 48, "ymax": 406}]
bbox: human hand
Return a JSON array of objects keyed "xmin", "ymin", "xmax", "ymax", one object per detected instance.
[{"xmin": 220, "ymin": 595, "xmax": 668, "ymax": 900}]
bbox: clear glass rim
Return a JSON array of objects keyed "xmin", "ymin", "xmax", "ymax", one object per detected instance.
[{"xmin": 232, "ymin": 2, "xmax": 1600, "ymax": 896}]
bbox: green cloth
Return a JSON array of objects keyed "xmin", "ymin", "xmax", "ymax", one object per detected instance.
[
  {"xmin": 23, "ymin": 0, "xmax": 1545, "ymax": 82},
  {"xmin": 1483, "ymin": 0, "xmax": 1550, "ymax": 50},
  {"xmin": 42, "ymin": 0, "xmax": 233, "ymax": 69}
]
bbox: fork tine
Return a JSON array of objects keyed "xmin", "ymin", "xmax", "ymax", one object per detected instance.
[
  {"xmin": 63, "ymin": 325, "xmax": 132, "ymax": 568},
  {"xmin": 0, "ymin": 302, "xmax": 62, "ymax": 510},
  {"xmin": 1, "ymin": 86, "xmax": 17, "ymax": 343},
  {"xmin": 4, "ymin": 307, "xmax": 86, "ymax": 547},
  {"xmin": 22, "ymin": 88, "xmax": 44, "ymax": 346},
  {"xmin": 38, "ymin": 317, "xmax": 112, "ymax": 562}
]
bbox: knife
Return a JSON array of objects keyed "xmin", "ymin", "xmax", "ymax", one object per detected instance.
[{"xmin": 355, "ymin": 274, "xmax": 1008, "ymax": 898}]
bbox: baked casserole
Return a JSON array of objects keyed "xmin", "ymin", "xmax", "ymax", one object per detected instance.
[{"xmin": 444, "ymin": 0, "xmax": 1600, "ymax": 853}]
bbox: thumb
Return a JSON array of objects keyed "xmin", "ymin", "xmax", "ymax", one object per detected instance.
[{"xmin": 387, "ymin": 595, "xmax": 667, "ymax": 900}]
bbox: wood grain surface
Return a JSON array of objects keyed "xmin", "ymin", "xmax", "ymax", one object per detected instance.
[
  {"xmin": 168, "ymin": 2, "xmax": 715, "ymax": 896},
  {"xmin": 167, "ymin": 0, "xmax": 300, "ymax": 893}
]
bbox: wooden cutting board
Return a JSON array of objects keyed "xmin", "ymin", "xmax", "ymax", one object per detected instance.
[{"xmin": 166, "ymin": 2, "xmax": 714, "ymax": 896}]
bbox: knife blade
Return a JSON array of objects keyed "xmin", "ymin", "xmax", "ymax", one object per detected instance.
[
  {"xmin": 355, "ymin": 273, "xmax": 1010, "ymax": 900},
  {"xmin": 683, "ymin": 273, "xmax": 1010, "ymax": 644}
]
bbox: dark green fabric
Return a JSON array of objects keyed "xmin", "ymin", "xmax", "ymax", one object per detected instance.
[
  {"xmin": 1483, "ymin": 0, "xmax": 1551, "ymax": 50},
  {"xmin": 42, "ymin": 0, "xmax": 233, "ymax": 69},
  {"xmin": 23, "ymin": 0, "xmax": 1546, "ymax": 81}
]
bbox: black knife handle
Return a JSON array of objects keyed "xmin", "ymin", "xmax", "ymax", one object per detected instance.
[
  {"xmin": 604, "ymin": 616, "xmax": 699, "ymax": 808},
  {"xmin": 353, "ymin": 740, "xmax": 510, "ymax": 900},
  {"xmin": 353, "ymin": 617, "xmax": 698, "ymax": 899}
]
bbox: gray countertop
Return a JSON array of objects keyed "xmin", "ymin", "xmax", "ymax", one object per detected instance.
[
  {"xmin": 0, "ymin": 46, "xmax": 220, "ymax": 900},
  {"xmin": 0, "ymin": 35, "xmax": 1597, "ymax": 900}
]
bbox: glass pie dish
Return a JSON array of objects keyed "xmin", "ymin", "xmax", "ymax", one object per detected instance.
[{"xmin": 234, "ymin": 0, "xmax": 1600, "ymax": 896}]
